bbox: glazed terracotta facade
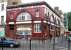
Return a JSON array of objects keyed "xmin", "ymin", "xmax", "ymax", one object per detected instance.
[{"xmin": 6, "ymin": 2, "xmax": 61, "ymax": 40}]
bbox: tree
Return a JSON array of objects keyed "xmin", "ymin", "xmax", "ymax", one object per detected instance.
[
  {"xmin": 65, "ymin": 12, "xmax": 71, "ymax": 31},
  {"xmin": 68, "ymin": 12, "xmax": 71, "ymax": 31}
]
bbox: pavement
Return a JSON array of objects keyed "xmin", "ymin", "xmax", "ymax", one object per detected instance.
[{"xmin": 0, "ymin": 36, "xmax": 71, "ymax": 50}]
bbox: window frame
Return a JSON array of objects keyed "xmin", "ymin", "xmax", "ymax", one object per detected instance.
[
  {"xmin": 16, "ymin": 12, "xmax": 32, "ymax": 21},
  {"xmin": 1, "ymin": 4, "xmax": 4, "ymax": 11},
  {"xmin": 1, "ymin": 16, "xmax": 4, "ymax": 25},
  {"xmin": 34, "ymin": 24, "xmax": 41, "ymax": 33},
  {"xmin": 9, "ymin": 24, "xmax": 14, "ymax": 30}
]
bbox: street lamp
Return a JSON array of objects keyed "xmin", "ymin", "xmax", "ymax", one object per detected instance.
[{"xmin": 52, "ymin": 16, "xmax": 56, "ymax": 50}]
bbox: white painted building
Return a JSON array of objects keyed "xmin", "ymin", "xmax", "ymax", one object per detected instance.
[
  {"xmin": 0, "ymin": 2, "xmax": 7, "ymax": 24},
  {"xmin": 0, "ymin": 2, "xmax": 7, "ymax": 37}
]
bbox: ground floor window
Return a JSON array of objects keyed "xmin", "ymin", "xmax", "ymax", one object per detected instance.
[
  {"xmin": 34, "ymin": 24, "xmax": 41, "ymax": 33},
  {"xmin": 16, "ymin": 31, "xmax": 31, "ymax": 35},
  {"xmin": 16, "ymin": 24, "xmax": 32, "ymax": 35},
  {"xmin": 9, "ymin": 24, "xmax": 14, "ymax": 30}
]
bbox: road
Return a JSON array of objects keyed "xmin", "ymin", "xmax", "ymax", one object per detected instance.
[{"xmin": 0, "ymin": 36, "xmax": 71, "ymax": 50}]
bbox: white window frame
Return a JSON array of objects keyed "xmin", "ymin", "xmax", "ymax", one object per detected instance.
[
  {"xmin": 16, "ymin": 12, "xmax": 31, "ymax": 21},
  {"xmin": 1, "ymin": 4, "xmax": 4, "ymax": 11},
  {"xmin": 50, "ymin": 15, "xmax": 54, "ymax": 22},
  {"xmin": 34, "ymin": 24, "xmax": 41, "ymax": 33}
]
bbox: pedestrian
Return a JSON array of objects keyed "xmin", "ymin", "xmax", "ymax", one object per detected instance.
[{"xmin": 49, "ymin": 34, "xmax": 52, "ymax": 42}]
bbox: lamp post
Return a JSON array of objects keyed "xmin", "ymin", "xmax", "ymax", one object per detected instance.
[
  {"xmin": 53, "ymin": 17, "xmax": 56, "ymax": 50},
  {"xmin": 68, "ymin": 37, "xmax": 70, "ymax": 50},
  {"xmin": 29, "ymin": 39, "xmax": 31, "ymax": 50},
  {"xmin": 67, "ymin": 34, "xmax": 70, "ymax": 50},
  {"xmin": 45, "ymin": 13, "xmax": 51, "ymax": 50},
  {"xmin": 1, "ymin": 16, "xmax": 5, "ymax": 50}
]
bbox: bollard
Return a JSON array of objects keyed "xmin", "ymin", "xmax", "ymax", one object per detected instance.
[
  {"xmin": 53, "ymin": 37, "xmax": 55, "ymax": 50},
  {"xmin": 2, "ymin": 38, "xmax": 3, "ymax": 50},
  {"xmin": 68, "ymin": 38, "xmax": 70, "ymax": 50},
  {"xmin": 29, "ymin": 39, "xmax": 31, "ymax": 50}
]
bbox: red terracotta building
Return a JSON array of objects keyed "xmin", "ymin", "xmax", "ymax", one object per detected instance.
[{"xmin": 6, "ymin": 1, "xmax": 61, "ymax": 40}]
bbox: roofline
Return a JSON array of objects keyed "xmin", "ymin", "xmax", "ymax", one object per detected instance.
[{"xmin": 7, "ymin": 1, "xmax": 61, "ymax": 18}]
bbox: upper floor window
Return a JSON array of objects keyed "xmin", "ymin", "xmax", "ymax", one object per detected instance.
[
  {"xmin": 54, "ymin": 17, "xmax": 56, "ymax": 24},
  {"xmin": 56, "ymin": 19, "xmax": 60, "ymax": 26},
  {"xmin": 58, "ymin": 19, "xmax": 60, "ymax": 26},
  {"xmin": 1, "ymin": 4, "xmax": 4, "ymax": 11},
  {"xmin": 35, "ymin": 8, "xmax": 39, "ymax": 17},
  {"xmin": 1, "ymin": 16, "xmax": 4, "ymax": 25},
  {"xmin": 50, "ymin": 15, "xmax": 54, "ymax": 22},
  {"xmin": 36, "ymin": 11, "xmax": 39, "ymax": 17},
  {"xmin": 55, "ymin": 18, "xmax": 57, "ymax": 25},
  {"xmin": 16, "ymin": 12, "xmax": 32, "ymax": 21},
  {"xmin": 10, "ymin": 15, "xmax": 14, "ymax": 22}
]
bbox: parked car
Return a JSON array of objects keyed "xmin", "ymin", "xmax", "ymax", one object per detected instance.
[{"xmin": 0, "ymin": 37, "xmax": 20, "ymax": 47}]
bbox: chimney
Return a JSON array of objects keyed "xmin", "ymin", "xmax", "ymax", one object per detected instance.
[
  {"xmin": 54, "ymin": 7, "xmax": 59, "ymax": 12},
  {"xmin": 7, "ymin": 0, "xmax": 21, "ymax": 5},
  {"xmin": 59, "ymin": 10, "xmax": 63, "ymax": 15}
]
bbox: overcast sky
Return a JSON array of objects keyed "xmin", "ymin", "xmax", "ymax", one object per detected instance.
[{"xmin": 21, "ymin": 0, "xmax": 71, "ymax": 13}]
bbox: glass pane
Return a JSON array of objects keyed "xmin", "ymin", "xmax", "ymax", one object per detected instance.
[
  {"xmin": 16, "ymin": 12, "xmax": 31, "ymax": 21},
  {"xmin": 34, "ymin": 24, "xmax": 41, "ymax": 32},
  {"xmin": 1, "ymin": 16, "xmax": 4, "ymax": 25}
]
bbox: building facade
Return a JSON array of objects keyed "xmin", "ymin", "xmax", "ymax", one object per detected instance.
[
  {"xmin": 6, "ymin": 2, "xmax": 61, "ymax": 40},
  {"xmin": 0, "ymin": 1, "xmax": 7, "ymax": 37},
  {"xmin": 54, "ymin": 7, "xmax": 65, "ymax": 35}
]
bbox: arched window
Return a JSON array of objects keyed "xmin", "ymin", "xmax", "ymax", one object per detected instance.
[
  {"xmin": 50, "ymin": 14, "xmax": 54, "ymax": 22},
  {"xmin": 45, "ymin": 12, "xmax": 50, "ymax": 22},
  {"xmin": 56, "ymin": 19, "xmax": 60, "ymax": 26},
  {"xmin": 16, "ymin": 12, "xmax": 32, "ymax": 21},
  {"xmin": 35, "ymin": 8, "xmax": 39, "ymax": 17},
  {"xmin": 58, "ymin": 19, "xmax": 60, "ymax": 26},
  {"xmin": 54, "ymin": 17, "xmax": 56, "ymax": 24},
  {"xmin": 56, "ymin": 18, "xmax": 58, "ymax": 25}
]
